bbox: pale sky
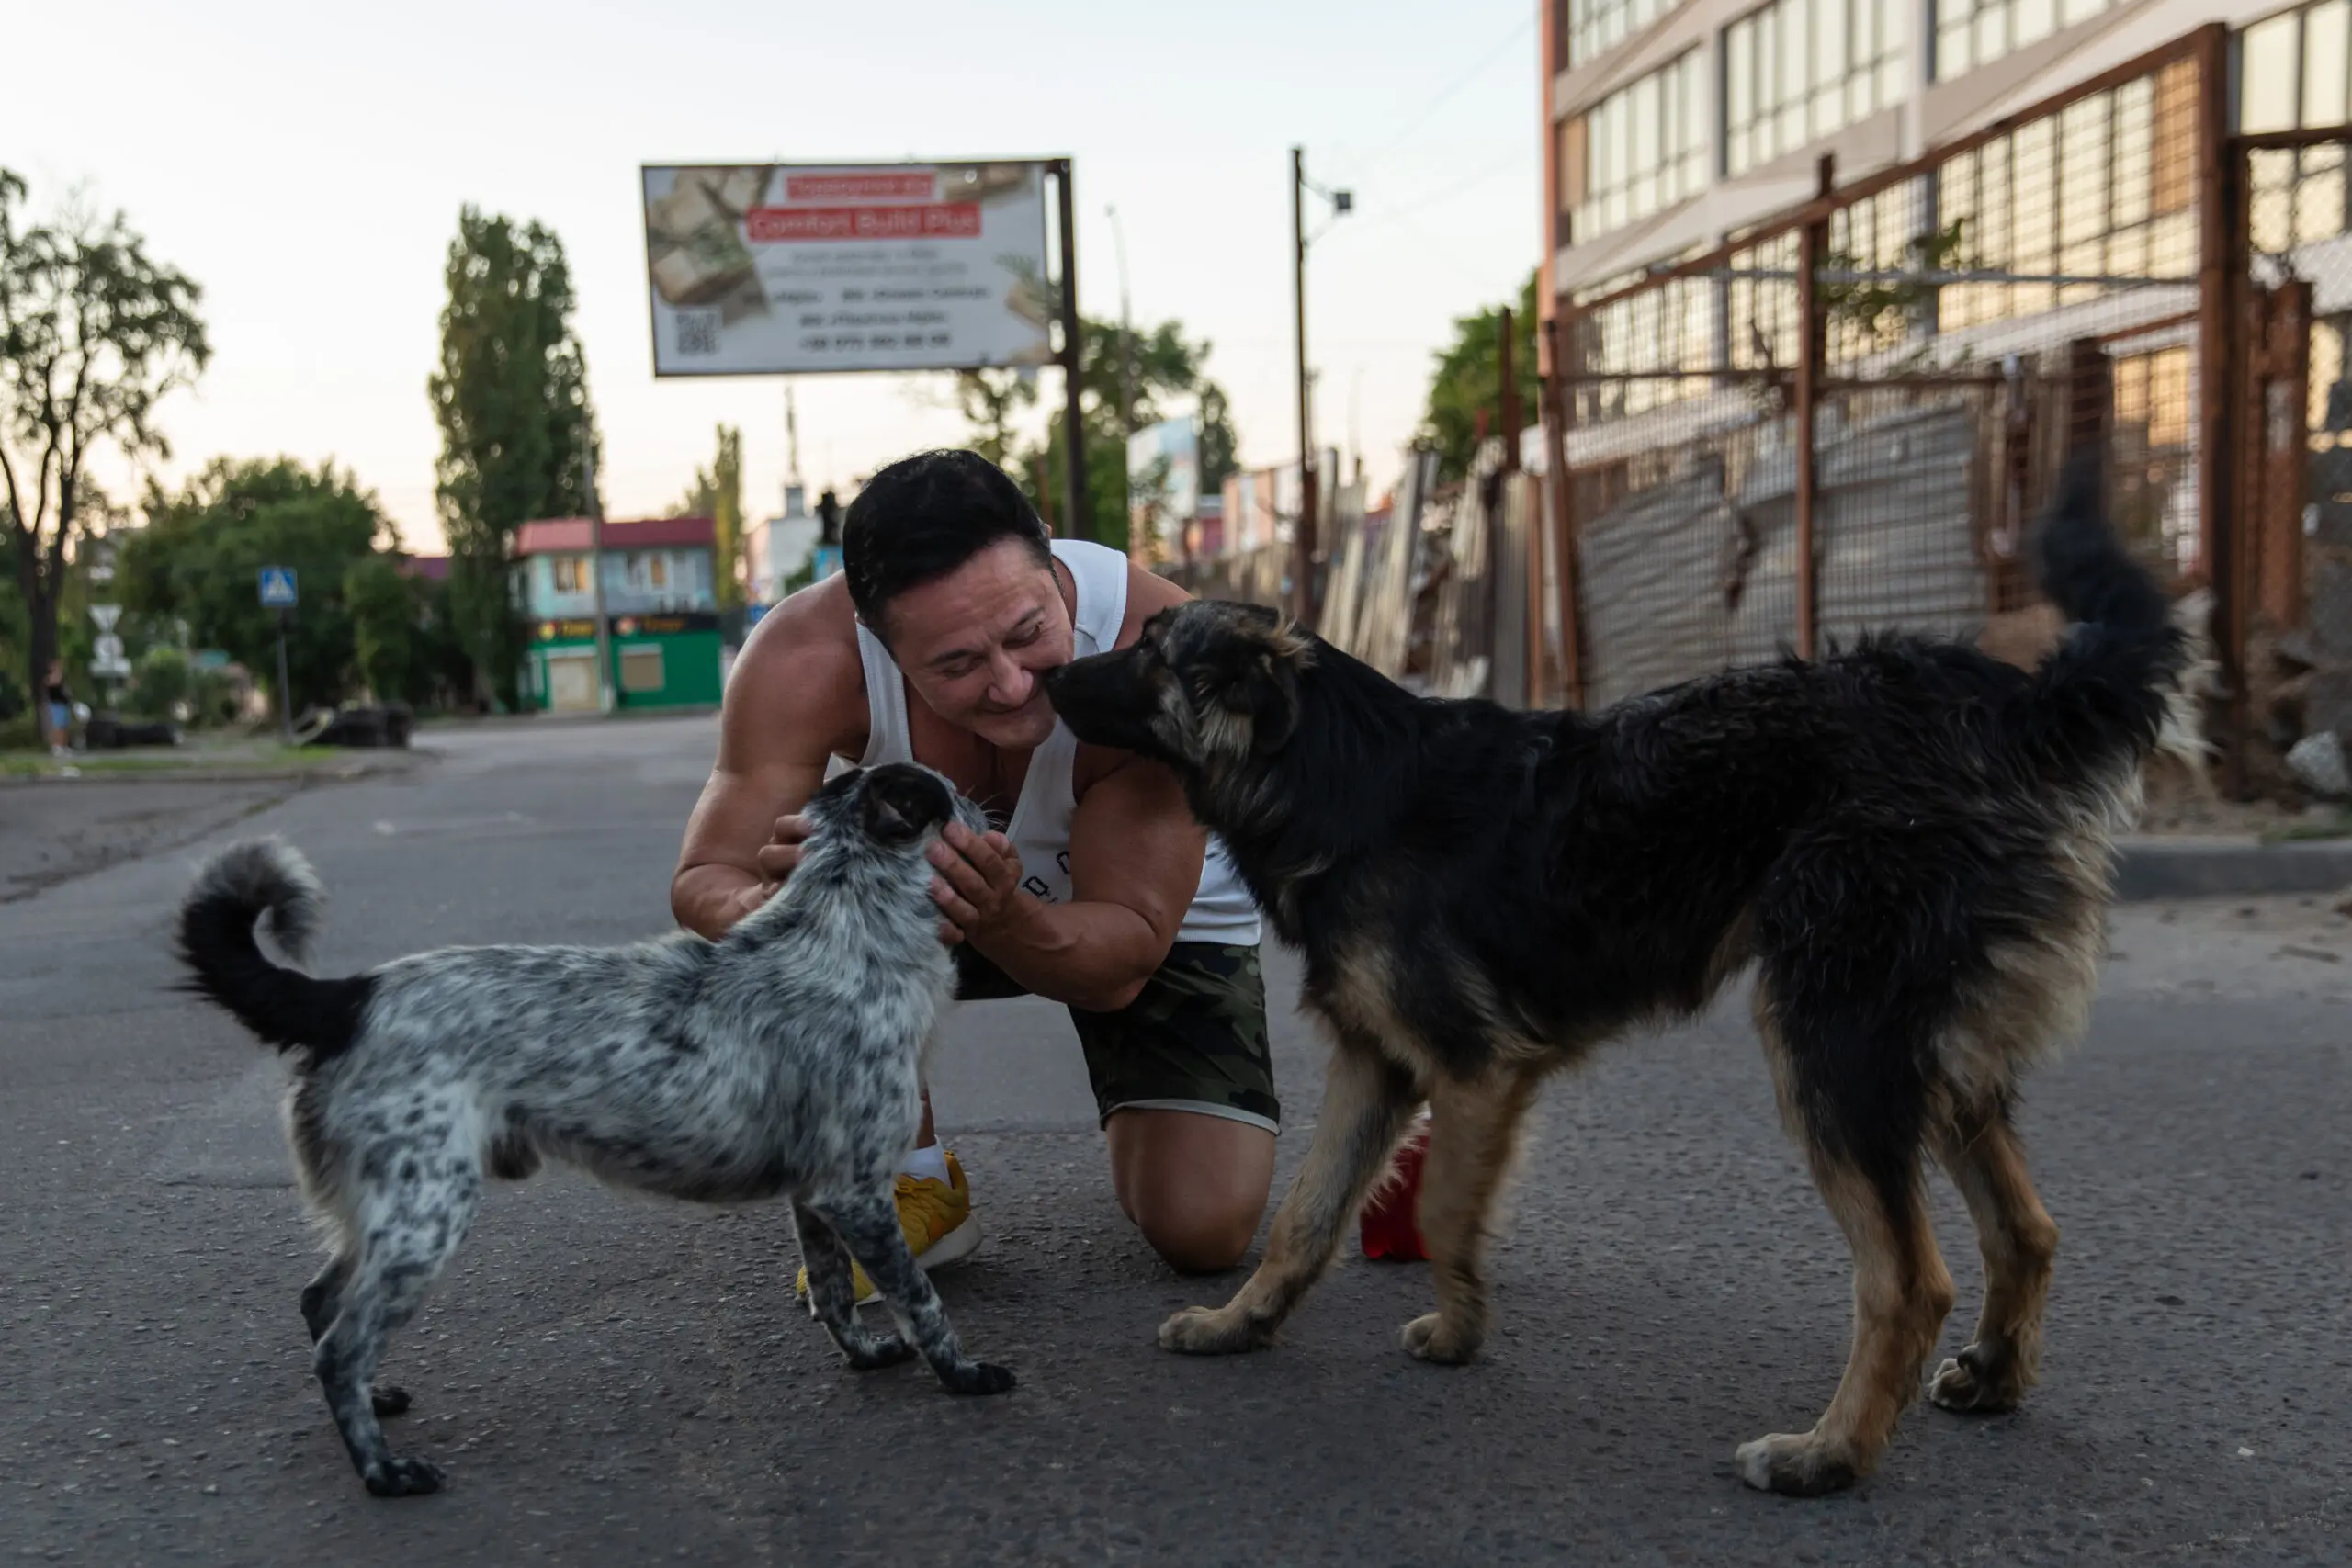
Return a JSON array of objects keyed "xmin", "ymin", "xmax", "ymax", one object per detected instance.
[{"xmin": 13, "ymin": 0, "xmax": 1540, "ymax": 555}]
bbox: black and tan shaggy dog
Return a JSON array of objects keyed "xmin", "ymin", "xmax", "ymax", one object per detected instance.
[
  {"xmin": 1042, "ymin": 456, "xmax": 2185, "ymax": 1495},
  {"xmin": 174, "ymin": 762, "xmax": 1012, "ymax": 1498}
]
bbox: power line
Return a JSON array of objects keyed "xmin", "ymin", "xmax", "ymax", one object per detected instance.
[
  {"xmin": 1328, "ymin": 13, "xmax": 1539, "ymax": 185},
  {"xmin": 1345, "ymin": 148, "xmax": 1535, "ymax": 231}
]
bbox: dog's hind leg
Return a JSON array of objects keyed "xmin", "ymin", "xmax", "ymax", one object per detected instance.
[
  {"xmin": 300, "ymin": 1247, "xmax": 413, "ymax": 1418},
  {"xmin": 1736, "ymin": 981, "xmax": 1956, "ymax": 1496},
  {"xmin": 811, "ymin": 1188, "xmax": 1012, "ymax": 1396},
  {"xmin": 1160, "ymin": 1034, "xmax": 1418, "ymax": 1356},
  {"xmin": 1928, "ymin": 1095, "xmax": 2058, "ymax": 1414},
  {"xmin": 791, "ymin": 1201, "xmax": 913, "ymax": 1371},
  {"xmin": 314, "ymin": 1145, "xmax": 481, "ymax": 1496},
  {"xmin": 1400, "ymin": 1063, "xmax": 1544, "ymax": 1366}
]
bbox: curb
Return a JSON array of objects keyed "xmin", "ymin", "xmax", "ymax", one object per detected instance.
[
  {"xmin": 0, "ymin": 751, "xmax": 435, "ymax": 789},
  {"xmin": 2114, "ymin": 837, "xmax": 2352, "ymax": 901}
]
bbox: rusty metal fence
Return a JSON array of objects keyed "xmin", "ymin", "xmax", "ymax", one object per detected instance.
[
  {"xmin": 1544, "ymin": 28, "xmax": 2211, "ymax": 716},
  {"xmin": 1161, "ymin": 22, "xmax": 2348, "ymax": 795}
]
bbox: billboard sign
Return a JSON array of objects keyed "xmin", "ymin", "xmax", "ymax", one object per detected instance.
[{"xmin": 641, "ymin": 162, "xmax": 1055, "ymax": 377}]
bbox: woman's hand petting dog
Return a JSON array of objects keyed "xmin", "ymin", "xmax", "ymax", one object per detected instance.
[{"xmin": 927, "ymin": 823, "xmax": 1022, "ymax": 945}]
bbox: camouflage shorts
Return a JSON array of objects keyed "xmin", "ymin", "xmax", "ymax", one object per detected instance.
[{"xmin": 952, "ymin": 942, "xmax": 1279, "ymax": 1134}]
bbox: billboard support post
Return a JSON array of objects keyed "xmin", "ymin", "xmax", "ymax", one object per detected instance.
[{"xmin": 1054, "ymin": 159, "xmax": 1090, "ymax": 542}]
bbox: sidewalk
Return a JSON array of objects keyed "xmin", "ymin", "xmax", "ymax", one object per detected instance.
[
  {"xmin": 0, "ymin": 776, "xmax": 298, "ymax": 902},
  {"xmin": 2114, "ymin": 832, "xmax": 2352, "ymax": 901},
  {"xmin": 0, "ymin": 737, "xmax": 429, "ymax": 785}
]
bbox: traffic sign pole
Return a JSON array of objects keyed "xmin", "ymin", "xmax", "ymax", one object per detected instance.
[
  {"xmin": 257, "ymin": 567, "xmax": 300, "ymax": 745},
  {"xmin": 276, "ymin": 610, "xmax": 294, "ymax": 747}
]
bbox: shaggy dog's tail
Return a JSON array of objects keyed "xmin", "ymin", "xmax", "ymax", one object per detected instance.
[
  {"xmin": 2011, "ymin": 449, "xmax": 2195, "ymax": 787},
  {"xmin": 176, "ymin": 840, "xmax": 374, "ymax": 1058}
]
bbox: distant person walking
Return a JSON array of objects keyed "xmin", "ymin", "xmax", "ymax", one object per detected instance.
[{"xmin": 43, "ymin": 660, "xmax": 74, "ymax": 757}]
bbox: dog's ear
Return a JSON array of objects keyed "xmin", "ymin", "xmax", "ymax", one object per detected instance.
[
  {"xmin": 861, "ymin": 766, "xmax": 952, "ymax": 846},
  {"xmin": 1247, "ymin": 650, "xmax": 1302, "ymax": 756}
]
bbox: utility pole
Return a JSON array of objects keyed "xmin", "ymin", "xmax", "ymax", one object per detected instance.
[
  {"xmin": 1498, "ymin": 306, "xmax": 1521, "ymax": 471},
  {"xmin": 1289, "ymin": 150, "xmax": 1351, "ymax": 626},
  {"xmin": 583, "ymin": 441, "xmax": 614, "ymax": 715},
  {"xmin": 1292, "ymin": 146, "xmax": 1315, "ymax": 626}
]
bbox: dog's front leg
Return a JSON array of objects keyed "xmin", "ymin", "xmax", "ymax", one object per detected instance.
[
  {"xmin": 1159, "ymin": 1035, "xmax": 1417, "ymax": 1355},
  {"xmin": 812, "ymin": 1189, "xmax": 1013, "ymax": 1396},
  {"xmin": 1401, "ymin": 1064, "xmax": 1544, "ymax": 1365},
  {"xmin": 791, "ymin": 1201, "xmax": 913, "ymax": 1371}
]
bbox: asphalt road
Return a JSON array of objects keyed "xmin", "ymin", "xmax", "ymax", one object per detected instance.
[{"xmin": 3, "ymin": 716, "xmax": 2346, "ymax": 1566}]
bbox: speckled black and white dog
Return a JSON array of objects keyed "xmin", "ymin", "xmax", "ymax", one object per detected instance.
[{"xmin": 173, "ymin": 761, "xmax": 1012, "ymax": 1499}]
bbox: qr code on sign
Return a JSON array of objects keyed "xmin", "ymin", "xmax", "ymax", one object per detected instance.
[{"xmin": 675, "ymin": 310, "xmax": 720, "ymax": 357}]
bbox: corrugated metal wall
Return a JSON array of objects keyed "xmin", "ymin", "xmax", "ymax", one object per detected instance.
[{"xmin": 1579, "ymin": 403, "xmax": 1988, "ymax": 707}]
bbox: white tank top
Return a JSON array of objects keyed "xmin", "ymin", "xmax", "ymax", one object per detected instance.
[{"xmin": 851, "ymin": 538, "xmax": 1261, "ymax": 946}]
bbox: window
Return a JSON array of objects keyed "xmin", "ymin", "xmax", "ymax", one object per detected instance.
[
  {"xmin": 1932, "ymin": 62, "xmax": 2199, "ymax": 330},
  {"xmin": 2242, "ymin": 3, "xmax": 2352, "ymax": 253},
  {"xmin": 1724, "ymin": 0, "xmax": 1909, "ymax": 177},
  {"xmin": 1566, "ymin": 0, "xmax": 1675, "ymax": 67},
  {"xmin": 550, "ymin": 557, "xmax": 586, "ymax": 593},
  {"xmin": 1568, "ymin": 51, "xmax": 1707, "ymax": 243},
  {"xmin": 619, "ymin": 646, "xmax": 666, "ymax": 694},
  {"xmin": 622, "ymin": 552, "xmax": 671, "ymax": 592},
  {"xmin": 1933, "ymin": 0, "xmax": 2112, "ymax": 82}
]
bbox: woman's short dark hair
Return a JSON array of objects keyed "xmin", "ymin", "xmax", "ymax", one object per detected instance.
[{"xmin": 842, "ymin": 450, "xmax": 1051, "ymax": 635}]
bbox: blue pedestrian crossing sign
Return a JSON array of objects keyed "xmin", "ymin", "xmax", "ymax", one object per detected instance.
[{"xmin": 257, "ymin": 566, "xmax": 299, "ymax": 607}]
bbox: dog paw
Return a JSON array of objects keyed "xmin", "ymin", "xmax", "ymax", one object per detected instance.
[
  {"xmin": 1733, "ymin": 1431, "xmax": 1859, "ymax": 1497},
  {"xmin": 1157, "ymin": 1304, "xmax": 1266, "ymax": 1356},
  {"xmin": 843, "ymin": 1334, "xmax": 915, "ymax": 1371},
  {"xmin": 361, "ymin": 1455, "xmax": 445, "ymax": 1497},
  {"xmin": 939, "ymin": 1360, "xmax": 1016, "ymax": 1397},
  {"xmin": 1399, "ymin": 1312, "xmax": 1481, "ymax": 1365},
  {"xmin": 1928, "ymin": 1344, "xmax": 2025, "ymax": 1414},
  {"xmin": 370, "ymin": 1384, "xmax": 413, "ymax": 1418}
]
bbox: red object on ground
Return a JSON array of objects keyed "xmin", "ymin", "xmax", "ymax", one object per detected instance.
[{"xmin": 1359, "ymin": 1122, "xmax": 1430, "ymax": 1261}]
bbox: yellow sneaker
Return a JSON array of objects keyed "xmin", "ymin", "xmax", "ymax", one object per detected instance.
[{"xmin": 796, "ymin": 1150, "xmax": 979, "ymax": 1307}]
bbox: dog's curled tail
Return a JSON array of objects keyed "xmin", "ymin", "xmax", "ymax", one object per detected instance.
[
  {"xmin": 2012, "ymin": 449, "xmax": 2192, "ymax": 785},
  {"xmin": 176, "ymin": 839, "xmax": 373, "ymax": 1058}
]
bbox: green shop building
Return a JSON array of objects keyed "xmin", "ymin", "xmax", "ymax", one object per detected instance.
[{"xmin": 515, "ymin": 515, "xmax": 724, "ymax": 712}]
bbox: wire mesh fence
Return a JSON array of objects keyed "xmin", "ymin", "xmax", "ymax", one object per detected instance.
[
  {"xmin": 1154, "ymin": 23, "xmax": 2348, "ymax": 794},
  {"xmin": 1548, "ymin": 29, "xmax": 2211, "ymax": 716}
]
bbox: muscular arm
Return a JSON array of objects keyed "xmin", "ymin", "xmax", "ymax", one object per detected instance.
[{"xmin": 671, "ymin": 585, "xmax": 866, "ymax": 940}]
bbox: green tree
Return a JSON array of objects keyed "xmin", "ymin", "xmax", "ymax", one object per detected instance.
[
  {"xmin": 344, "ymin": 553, "xmax": 418, "ymax": 703},
  {"xmin": 0, "ymin": 169, "xmax": 209, "ymax": 720},
  {"xmin": 1819, "ymin": 219, "xmax": 1978, "ymax": 353},
  {"xmin": 129, "ymin": 644, "xmax": 191, "ymax": 719},
  {"xmin": 956, "ymin": 315, "xmax": 1238, "ymax": 553},
  {"xmin": 429, "ymin": 207, "xmax": 595, "ymax": 709},
  {"xmin": 677, "ymin": 423, "xmax": 745, "ymax": 609},
  {"xmin": 1419, "ymin": 269, "xmax": 1539, "ymax": 486},
  {"xmin": 120, "ymin": 457, "xmax": 391, "ymax": 713}
]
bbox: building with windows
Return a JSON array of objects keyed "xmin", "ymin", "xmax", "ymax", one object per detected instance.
[
  {"xmin": 1532, "ymin": 0, "xmax": 2352, "ymax": 742},
  {"xmin": 514, "ymin": 515, "xmax": 723, "ymax": 713},
  {"xmin": 1544, "ymin": 0, "xmax": 2331, "ymax": 310}
]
